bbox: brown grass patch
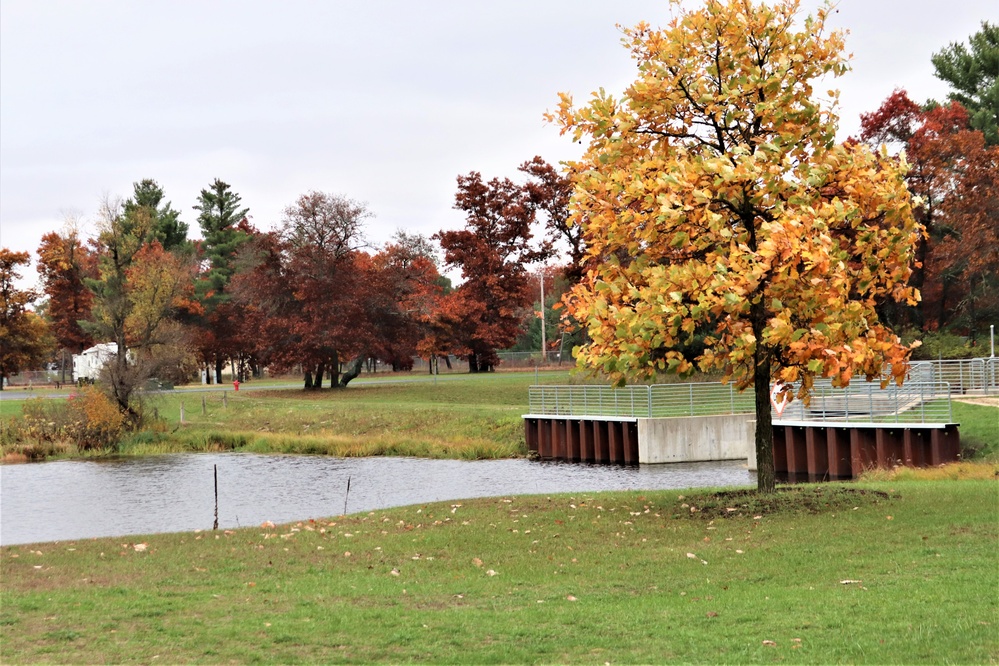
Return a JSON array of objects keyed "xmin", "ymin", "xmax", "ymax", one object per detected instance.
[{"xmin": 860, "ymin": 461, "xmax": 999, "ymax": 482}]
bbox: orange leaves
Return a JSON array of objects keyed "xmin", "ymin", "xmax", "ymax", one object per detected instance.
[
  {"xmin": 123, "ymin": 241, "xmax": 198, "ymax": 345},
  {"xmin": 558, "ymin": 0, "xmax": 919, "ymax": 397}
]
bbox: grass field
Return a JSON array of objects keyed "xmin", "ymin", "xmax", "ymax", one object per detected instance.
[{"xmin": 1, "ymin": 479, "xmax": 996, "ymax": 663}]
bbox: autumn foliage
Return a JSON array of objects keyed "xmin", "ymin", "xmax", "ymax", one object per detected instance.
[
  {"xmin": 860, "ymin": 89, "xmax": 999, "ymax": 338},
  {"xmin": 435, "ymin": 171, "xmax": 546, "ymax": 372},
  {"xmin": 551, "ymin": 0, "xmax": 921, "ymax": 491},
  {"xmin": 36, "ymin": 229, "xmax": 96, "ymax": 354},
  {"xmin": 1, "ymin": 249, "xmax": 52, "ymax": 388}
]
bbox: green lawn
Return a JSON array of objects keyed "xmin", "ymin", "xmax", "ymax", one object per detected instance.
[{"xmin": 1, "ymin": 480, "xmax": 995, "ymax": 663}]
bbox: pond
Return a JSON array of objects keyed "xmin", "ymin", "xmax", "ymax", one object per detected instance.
[{"xmin": 0, "ymin": 454, "xmax": 755, "ymax": 545}]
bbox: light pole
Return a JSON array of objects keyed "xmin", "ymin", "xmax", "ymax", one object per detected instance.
[{"xmin": 539, "ymin": 271, "xmax": 547, "ymax": 366}]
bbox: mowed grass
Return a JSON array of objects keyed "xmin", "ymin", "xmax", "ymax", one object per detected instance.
[
  {"xmin": 1, "ymin": 480, "xmax": 996, "ymax": 664},
  {"xmin": 137, "ymin": 371, "xmax": 572, "ymax": 459}
]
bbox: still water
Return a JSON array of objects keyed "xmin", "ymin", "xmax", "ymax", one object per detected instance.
[{"xmin": 0, "ymin": 454, "xmax": 754, "ymax": 545}]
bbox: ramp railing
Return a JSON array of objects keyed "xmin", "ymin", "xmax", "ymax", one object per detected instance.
[{"xmin": 529, "ymin": 379, "xmax": 954, "ymax": 424}]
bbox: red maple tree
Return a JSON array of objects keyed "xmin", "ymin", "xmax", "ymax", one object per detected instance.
[
  {"xmin": 435, "ymin": 171, "xmax": 545, "ymax": 372},
  {"xmin": 860, "ymin": 90, "xmax": 999, "ymax": 336},
  {"xmin": 36, "ymin": 229, "xmax": 97, "ymax": 356}
]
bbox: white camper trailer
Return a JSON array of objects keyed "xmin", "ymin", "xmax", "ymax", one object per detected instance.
[{"xmin": 72, "ymin": 343, "xmax": 119, "ymax": 382}]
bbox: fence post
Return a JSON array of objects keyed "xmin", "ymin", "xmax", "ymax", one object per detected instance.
[
  {"xmin": 947, "ymin": 382, "xmax": 953, "ymax": 423},
  {"xmin": 920, "ymin": 382, "xmax": 925, "ymax": 423}
]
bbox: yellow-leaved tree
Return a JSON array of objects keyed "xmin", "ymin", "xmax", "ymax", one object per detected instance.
[{"xmin": 551, "ymin": 0, "xmax": 922, "ymax": 492}]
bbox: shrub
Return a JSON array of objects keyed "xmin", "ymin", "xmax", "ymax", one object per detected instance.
[
  {"xmin": 907, "ymin": 330, "xmax": 978, "ymax": 360},
  {"xmin": 64, "ymin": 387, "xmax": 127, "ymax": 451}
]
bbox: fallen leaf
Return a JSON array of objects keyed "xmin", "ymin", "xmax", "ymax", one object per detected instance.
[
  {"xmin": 762, "ymin": 640, "xmax": 777, "ymax": 647},
  {"xmin": 390, "ymin": 569, "xmax": 400, "ymax": 576},
  {"xmin": 261, "ymin": 521, "xmax": 275, "ymax": 528},
  {"xmin": 133, "ymin": 543, "xmax": 148, "ymax": 552},
  {"xmin": 566, "ymin": 595, "xmax": 578, "ymax": 601},
  {"xmin": 486, "ymin": 569, "xmax": 498, "ymax": 577},
  {"xmin": 686, "ymin": 553, "xmax": 697, "ymax": 559},
  {"xmin": 472, "ymin": 557, "xmax": 483, "ymax": 567},
  {"xmin": 707, "ymin": 611, "xmax": 718, "ymax": 618}
]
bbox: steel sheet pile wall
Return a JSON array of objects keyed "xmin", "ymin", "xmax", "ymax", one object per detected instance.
[
  {"xmin": 524, "ymin": 417, "xmax": 639, "ymax": 464},
  {"xmin": 773, "ymin": 423, "xmax": 961, "ymax": 481}
]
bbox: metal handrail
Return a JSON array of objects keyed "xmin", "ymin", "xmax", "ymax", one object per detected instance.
[{"xmin": 528, "ymin": 379, "xmax": 955, "ymax": 424}]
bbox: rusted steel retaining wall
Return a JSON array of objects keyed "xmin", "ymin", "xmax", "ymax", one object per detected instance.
[
  {"xmin": 523, "ymin": 414, "xmax": 748, "ymax": 465},
  {"xmin": 523, "ymin": 416, "xmax": 639, "ymax": 464},
  {"xmin": 525, "ymin": 414, "xmax": 961, "ymax": 478},
  {"xmin": 771, "ymin": 421, "xmax": 961, "ymax": 481}
]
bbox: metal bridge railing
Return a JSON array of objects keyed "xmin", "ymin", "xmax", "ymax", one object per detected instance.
[
  {"xmin": 909, "ymin": 357, "xmax": 997, "ymax": 395},
  {"xmin": 778, "ymin": 380, "xmax": 954, "ymax": 424},
  {"xmin": 528, "ymin": 379, "xmax": 954, "ymax": 424},
  {"xmin": 528, "ymin": 382, "xmax": 753, "ymax": 419}
]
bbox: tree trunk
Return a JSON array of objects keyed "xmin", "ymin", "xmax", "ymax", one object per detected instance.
[
  {"xmin": 310, "ymin": 363, "xmax": 324, "ymax": 391},
  {"xmin": 214, "ymin": 358, "xmax": 224, "ymax": 384},
  {"xmin": 468, "ymin": 353, "xmax": 480, "ymax": 373},
  {"xmin": 329, "ymin": 350, "xmax": 340, "ymax": 388},
  {"xmin": 304, "ymin": 370, "xmax": 313, "ymax": 389},
  {"xmin": 338, "ymin": 354, "xmax": 366, "ymax": 387},
  {"xmin": 752, "ymin": 302, "xmax": 776, "ymax": 493}
]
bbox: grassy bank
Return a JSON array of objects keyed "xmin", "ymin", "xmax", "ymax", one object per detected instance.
[
  {"xmin": 1, "ymin": 479, "xmax": 996, "ymax": 663},
  {"xmin": 1, "ymin": 371, "xmax": 568, "ymax": 462},
  {"xmin": 2, "ymin": 371, "xmax": 996, "ymax": 462}
]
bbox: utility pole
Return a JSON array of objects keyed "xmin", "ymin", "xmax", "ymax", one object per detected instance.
[{"xmin": 539, "ymin": 271, "xmax": 546, "ymax": 365}]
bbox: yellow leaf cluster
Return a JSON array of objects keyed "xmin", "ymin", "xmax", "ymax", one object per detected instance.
[{"xmin": 556, "ymin": 0, "xmax": 921, "ymax": 398}]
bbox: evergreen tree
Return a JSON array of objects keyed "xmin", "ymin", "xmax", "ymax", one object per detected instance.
[
  {"xmin": 932, "ymin": 21, "xmax": 999, "ymax": 145},
  {"xmin": 194, "ymin": 178, "xmax": 251, "ymax": 305},
  {"xmin": 192, "ymin": 179, "xmax": 252, "ymax": 383},
  {"xmin": 123, "ymin": 179, "xmax": 189, "ymax": 251}
]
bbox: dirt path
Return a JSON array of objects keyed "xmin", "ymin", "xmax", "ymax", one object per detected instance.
[{"xmin": 954, "ymin": 396, "xmax": 999, "ymax": 408}]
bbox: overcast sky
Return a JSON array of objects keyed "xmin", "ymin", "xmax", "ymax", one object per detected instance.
[{"xmin": 1, "ymin": 0, "xmax": 995, "ymax": 289}]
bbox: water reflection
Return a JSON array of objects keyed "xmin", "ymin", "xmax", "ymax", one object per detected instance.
[{"xmin": 0, "ymin": 454, "xmax": 754, "ymax": 545}]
